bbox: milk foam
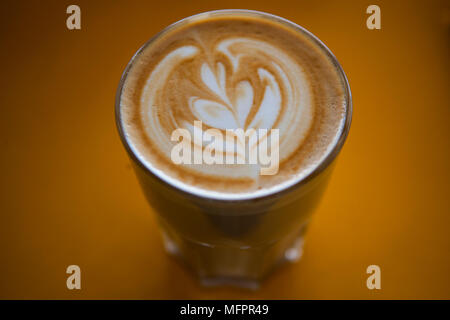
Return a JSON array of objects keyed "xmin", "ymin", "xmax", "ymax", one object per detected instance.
[
  {"xmin": 139, "ymin": 36, "xmax": 313, "ymax": 182},
  {"xmin": 119, "ymin": 13, "xmax": 348, "ymax": 195}
]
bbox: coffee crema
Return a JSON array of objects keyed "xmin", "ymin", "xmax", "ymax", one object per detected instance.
[{"xmin": 119, "ymin": 11, "xmax": 348, "ymax": 196}]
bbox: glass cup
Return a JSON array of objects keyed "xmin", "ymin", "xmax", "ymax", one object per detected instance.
[{"xmin": 115, "ymin": 9, "xmax": 352, "ymax": 289}]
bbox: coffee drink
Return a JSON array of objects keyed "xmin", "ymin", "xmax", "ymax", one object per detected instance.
[
  {"xmin": 119, "ymin": 11, "xmax": 347, "ymax": 196},
  {"xmin": 116, "ymin": 10, "xmax": 351, "ymax": 287}
]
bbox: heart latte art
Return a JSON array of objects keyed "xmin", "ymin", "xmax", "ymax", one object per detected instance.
[
  {"xmin": 120, "ymin": 14, "xmax": 347, "ymax": 194},
  {"xmin": 142, "ymin": 37, "xmax": 312, "ymax": 177}
]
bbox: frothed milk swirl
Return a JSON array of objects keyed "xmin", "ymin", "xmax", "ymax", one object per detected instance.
[{"xmin": 119, "ymin": 12, "xmax": 348, "ymax": 196}]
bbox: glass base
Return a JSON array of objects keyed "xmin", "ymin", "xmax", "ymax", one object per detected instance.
[{"xmin": 161, "ymin": 226, "xmax": 306, "ymax": 289}]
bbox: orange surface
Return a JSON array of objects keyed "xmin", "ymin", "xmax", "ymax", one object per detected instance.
[{"xmin": 0, "ymin": 0, "xmax": 449, "ymax": 299}]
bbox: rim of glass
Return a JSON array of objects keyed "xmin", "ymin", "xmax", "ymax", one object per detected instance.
[{"xmin": 115, "ymin": 9, "xmax": 352, "ymax": 202}]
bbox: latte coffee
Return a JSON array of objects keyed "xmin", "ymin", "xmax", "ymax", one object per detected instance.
[
  {"xmin": 116, "ymin": 10, "xmax": 351, "ymax": 287},
  {"xmin": 119, "ymin": 11, "xmax": 347, "ymax": 197}
]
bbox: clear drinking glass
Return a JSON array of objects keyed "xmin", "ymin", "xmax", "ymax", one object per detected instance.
[{"xmin": 115, "ymin": 9, "xmax": 352, "ymax": 289}]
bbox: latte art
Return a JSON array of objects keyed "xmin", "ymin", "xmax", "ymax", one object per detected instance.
[
  {"xmin": 120, "ymin": 13, "xmax": 347, "ymax": 194},
  {"xmin": 140, "ymin": 37, "xmax": 312, "ymax": 180}
]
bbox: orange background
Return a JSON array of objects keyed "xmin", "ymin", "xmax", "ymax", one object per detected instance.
[{"xmin": 0, "ymin": 0, "xmax": 449, "ymax": 299}]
